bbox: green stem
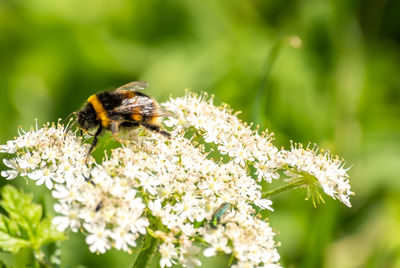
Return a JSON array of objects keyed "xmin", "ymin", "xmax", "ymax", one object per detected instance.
[
  {"xmin": 261, "ymin": 179, "xmax": 305, "ymax": 198},
  {"xmin": 132, "ymin": 233, "xmax": 160, "ymax": 268},
  {"xmin": 128, "ymin": 235, "xmax": 146, "ymax": 265},
  {"xmin": 253, "ymin": 36, "xmax": 298, "ymax": 127}
]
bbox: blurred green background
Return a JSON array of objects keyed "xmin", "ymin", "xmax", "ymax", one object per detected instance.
[{"xmin": 1, "ymin": 0, "xmax": 400, "ymax": 267}]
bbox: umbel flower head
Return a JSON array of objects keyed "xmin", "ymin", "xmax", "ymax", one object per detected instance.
[{"xmin": 0, "ymin": 92, "xmax": 353, "ymax": 267}]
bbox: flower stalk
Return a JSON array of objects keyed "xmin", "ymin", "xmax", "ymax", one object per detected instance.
[
  {"xmin": 261, "ymin": 179, "xmax": 306, "ymax": 198},
  {"xmin": 132, "ymin": 234, "xmax": 160, "ymax": 268}
]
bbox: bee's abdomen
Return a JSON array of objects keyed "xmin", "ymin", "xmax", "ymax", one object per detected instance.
[
  {"xmin": 130, "ymin": 103, "xmax": 153, "ymax": 122},
  {"xmin": 131, "ymin": 94, "xmax": 156, "ymax": 123},
  {"xmin": 131, "ymin": 113, "xmax": 143, "ymax": 122}
]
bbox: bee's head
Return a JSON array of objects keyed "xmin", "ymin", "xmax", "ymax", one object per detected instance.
[{"xmin": 77, "ymin": 103, "xmax": 98, "ymax": 130}]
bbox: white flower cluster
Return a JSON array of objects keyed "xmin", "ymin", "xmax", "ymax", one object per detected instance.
[
  {"xmin": 280, "ymin": 142, "xmax": 354, "ymax": 207},
  {"xmin": 162, "ymin": 92, "xmax": 353, "ymax": 207},
  {"xmin": 0, "ymin": 121, "xmax": 279, "ymax": 267},
  {"xmin": 163, "ymin": 92, "xmax": 280, "ymax": 183},
  {"xmin": 0, "ymin": 92, "xmax": 354, "ymax": 268},
  {"xmin": 0, "ymin": 122, "xmax": 148, "ymax": 254},
  {"xmin": 0, "ymin": 121, "xmax": 89, "ymax": 189}
]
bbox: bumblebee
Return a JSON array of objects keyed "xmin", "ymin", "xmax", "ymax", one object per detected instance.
[{"xmin": 76, "ymin": 81, "xmax": 170, "ymax": 160}]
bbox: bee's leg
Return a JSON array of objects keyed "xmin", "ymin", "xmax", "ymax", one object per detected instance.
[
  {"xmin": 111, "ymin": 120, "xmax": 125, "ymax": 143},
  {"xmin": 111, "ymin": 120, "xmax": 119, "ymax": 135},
  {"xmin": 83, "ymin": 174, "xmax": 96, "ymax": 186},
  {"xmin": 86, "ymin": 125, "xmax": 103, "ymax": 163},
  {"xmin": 141, "ymin": 123, "xmax": 171, "ymax": 138}
]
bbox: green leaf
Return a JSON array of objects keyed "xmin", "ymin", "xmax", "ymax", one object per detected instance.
[
  {"xmin": 35, "ymin": 219, "xmax": 66, "ymax": 249},
  {"xmin": 0, "ymin": 185, "xmax": 42, "ymax": 231},
  {"xmin": 0, "ymin": 251, "xmax": 15, "ymax": 267},
  {"xmin": 0, "ymin": 185, "xmax": 65, "ymax": 257},
  {"xmin": 0, "ymin": 215, "xmax": 30, "ymax": 254}
]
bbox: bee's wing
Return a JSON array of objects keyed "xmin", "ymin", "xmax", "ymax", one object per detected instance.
[
  {"xmin": 111, "ymin": 96, "xmax": 156, "ymax": 116},
  {"xmin": 115, "ymin": 81, "xmax": 148, "ymax": 92}
]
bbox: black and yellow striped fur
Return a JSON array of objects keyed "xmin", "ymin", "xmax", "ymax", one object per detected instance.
[{"xmin": 76, "ymin": 81, "xmax": 170, "ymax": 161}]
